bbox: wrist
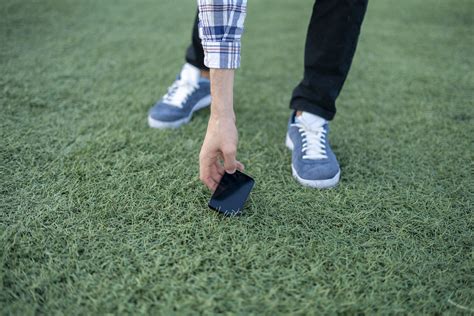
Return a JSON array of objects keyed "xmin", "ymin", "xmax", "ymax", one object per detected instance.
[{"xmin": 210, "ymin": 110, "xmax": 235, "ymax": 123}]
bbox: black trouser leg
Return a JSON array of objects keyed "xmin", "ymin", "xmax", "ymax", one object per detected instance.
[
  {"xmin": 185, "ymin": 11, "xmax": 208, "ymax": 71},
  {"xmin": 290, "ymin": 0, "xmax": 368, "ymax": 120}
]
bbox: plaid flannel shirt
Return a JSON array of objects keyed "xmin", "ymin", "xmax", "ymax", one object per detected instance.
[{"xmin": 197, "ymin": 0, "xmax": 247, "ymax": 69}]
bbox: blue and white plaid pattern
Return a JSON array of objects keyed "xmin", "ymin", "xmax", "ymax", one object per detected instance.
[{"xmin": 197, "ymin": 0, "xmax": 247, "ymax": 69}]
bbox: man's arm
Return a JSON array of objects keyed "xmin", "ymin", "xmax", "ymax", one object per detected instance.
[{"xmin": 197, "ymin": 0, "xmax": 247, "ymax": 190}]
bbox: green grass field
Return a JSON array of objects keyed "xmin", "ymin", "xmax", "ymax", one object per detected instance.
[{"xmin": 1, "ymin": 0, "xmax": 473, "ymax": 314}]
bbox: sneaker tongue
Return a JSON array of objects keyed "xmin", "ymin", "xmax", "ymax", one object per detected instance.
[
  {"xmin": 297, "ymin": 112, "xmax": 326, "ymax": 130},
  {"xmin": 180, "ymin": 63, "xmax": 200, "ymax": 84}
]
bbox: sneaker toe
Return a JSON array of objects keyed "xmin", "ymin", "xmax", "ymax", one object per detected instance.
[
  {"xmin": 148, "ymin": 101, "xmax": 184, "ymax": 122},
  {"xmin": 296, "ymin": 159, "xmax": 340, "ymax": 181}
]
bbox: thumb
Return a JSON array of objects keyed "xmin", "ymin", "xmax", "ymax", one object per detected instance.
[
  {"xmin": 222, "ymin": 147, "xmax": 237, "ymax": 174},
  {"xmin": 236, "ymin": 161, "xmax": 245, "ymax": 172}
]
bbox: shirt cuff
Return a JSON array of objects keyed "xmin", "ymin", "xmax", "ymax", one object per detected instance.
[{"xmin": 202, "ymin": 41, "xmax": 241, "ymax": 69}]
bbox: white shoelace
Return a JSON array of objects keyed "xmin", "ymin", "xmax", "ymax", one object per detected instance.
[
  {"xmin": 163, "ymin": 79, "xmax": 198, "ymax": 108},
  {"xmin": 292, "ymin": 122, "xmax": 328, "ymax": 159}
]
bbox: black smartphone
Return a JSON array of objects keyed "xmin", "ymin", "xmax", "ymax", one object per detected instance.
[{"xmin": 208, "ymin": 170, "xmax": 255, "ymax": 216}]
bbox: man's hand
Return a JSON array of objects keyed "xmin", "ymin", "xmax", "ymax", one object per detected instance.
[
  {"xmin": 199, "ymin": 116, "xmax": 244, "ymax": 191},
  {"xmin": 199, "ymin": 69, "xmax": 244, "ymax": 191}
]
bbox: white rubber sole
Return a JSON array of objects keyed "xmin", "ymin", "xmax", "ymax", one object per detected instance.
[
  {"xmin": 148, "ymin": 95, "xmax": 211, "ymax": 129},
  {"xmin": 285, "ymin": 133, "xmax": 340, "ymax": 189}
]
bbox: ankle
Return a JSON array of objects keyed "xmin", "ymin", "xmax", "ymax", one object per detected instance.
[
  {"xmin": 295, "ymin": 111, "xmax": 326, "ymax": 121},
  {"xmin": 200, "ymin": 70, "xmax": 210, "ymax": 79}
]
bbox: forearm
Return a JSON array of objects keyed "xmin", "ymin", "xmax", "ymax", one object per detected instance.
[
  {"xmin": 196, "ymin": 1, "xmax": 246, "ymax": 119},
  {"xmin": 200, "ymin": 69, "xmax": 243, "ymax": 188},
  {"xmin": 197, "ymin": 0, "xmax": 247, "ymax": 188},
  {"xmin": 210, "ymin": 69, "xmax": 235, "ymax": 121}
]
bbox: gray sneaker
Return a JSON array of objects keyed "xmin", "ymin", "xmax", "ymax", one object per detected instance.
[
  {"xmin": 286, "ymin": 111, "xmax": 340, "ymax": 188},
  {"xmin": 148, "ymin": 63, "xmax": 211, "ymax": 129}
]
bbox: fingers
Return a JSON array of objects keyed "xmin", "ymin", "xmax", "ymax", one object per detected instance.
[
  {"xmin": 199, "ymin": 164, "xmax": 218, "ymax": 191},
  {"xmin": 222, "ymin": 146, "xmax": 237, "ymax": 174},
  {"xmin": 236, "ymin": 161, "xmax": 245, "ymax": 172},
  {"xmin": 204, "ymin": 178, "xmax": 219, "ymax": 192},
  {"xmin": 200, "ymin": 142, "xmax": 243, "ymax": 191},
  {"xmin": 199, "ymin": 151, "xmax": 218, "ymax": 191},
  {"xmin": 215, "ymin": 163, "xmax": 225, "ymax": 176},
  {"xmin": 210, "ymin": 163, "xmax": 224, "ymax": 184},
  {"xmin": 200, "ymin": 152, "xmax": 225, "ymax": 191},
  {"xmin": 223, "ymin": 159, "xmax": 245, "ymax": 174}
]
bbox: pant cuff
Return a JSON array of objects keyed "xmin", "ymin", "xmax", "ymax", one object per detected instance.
[
  {"xmin": 289, "ymin": 100, "xmax": 336, "ymax": 121},
  {"xmin": 185, "ymin": 57, "xmax": 209, "ymax": 71}
]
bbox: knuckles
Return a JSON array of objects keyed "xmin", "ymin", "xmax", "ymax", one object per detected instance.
[{"xmin": 222, "ymin": 146, "xmax": 236, "ymax": 157}]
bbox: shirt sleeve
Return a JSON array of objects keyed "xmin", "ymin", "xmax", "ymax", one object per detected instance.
[{"xmin": 197, "ymin": 0, "xmax": 247, "ymax": 69}]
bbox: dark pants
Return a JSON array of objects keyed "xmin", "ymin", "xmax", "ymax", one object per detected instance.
[{"xmin": 185, "ymin": 0, "xmax": 368, "ymax": 121}]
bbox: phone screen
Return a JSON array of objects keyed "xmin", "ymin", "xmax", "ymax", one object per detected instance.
[{"xmin": 208, "ymin": 170, "xmax": 255, "ymax": 216}]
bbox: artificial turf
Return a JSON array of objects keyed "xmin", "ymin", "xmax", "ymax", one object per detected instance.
[{"xmin": 1, "ymin": 0, "xmax": 473, "ymax": 314}]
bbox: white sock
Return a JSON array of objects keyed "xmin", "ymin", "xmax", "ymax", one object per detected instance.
[{"xmin": 296, "ymin": 112, "xmax": 327, "ymax": 130}]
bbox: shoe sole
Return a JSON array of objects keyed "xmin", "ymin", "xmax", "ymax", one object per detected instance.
[
  {"xmin": 285, "ymin": 133, "xmax": 340, "ymax": 189},
  {"xmin": 148, "ymin": 95, "xmax": 211, "ymax": 129}
]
